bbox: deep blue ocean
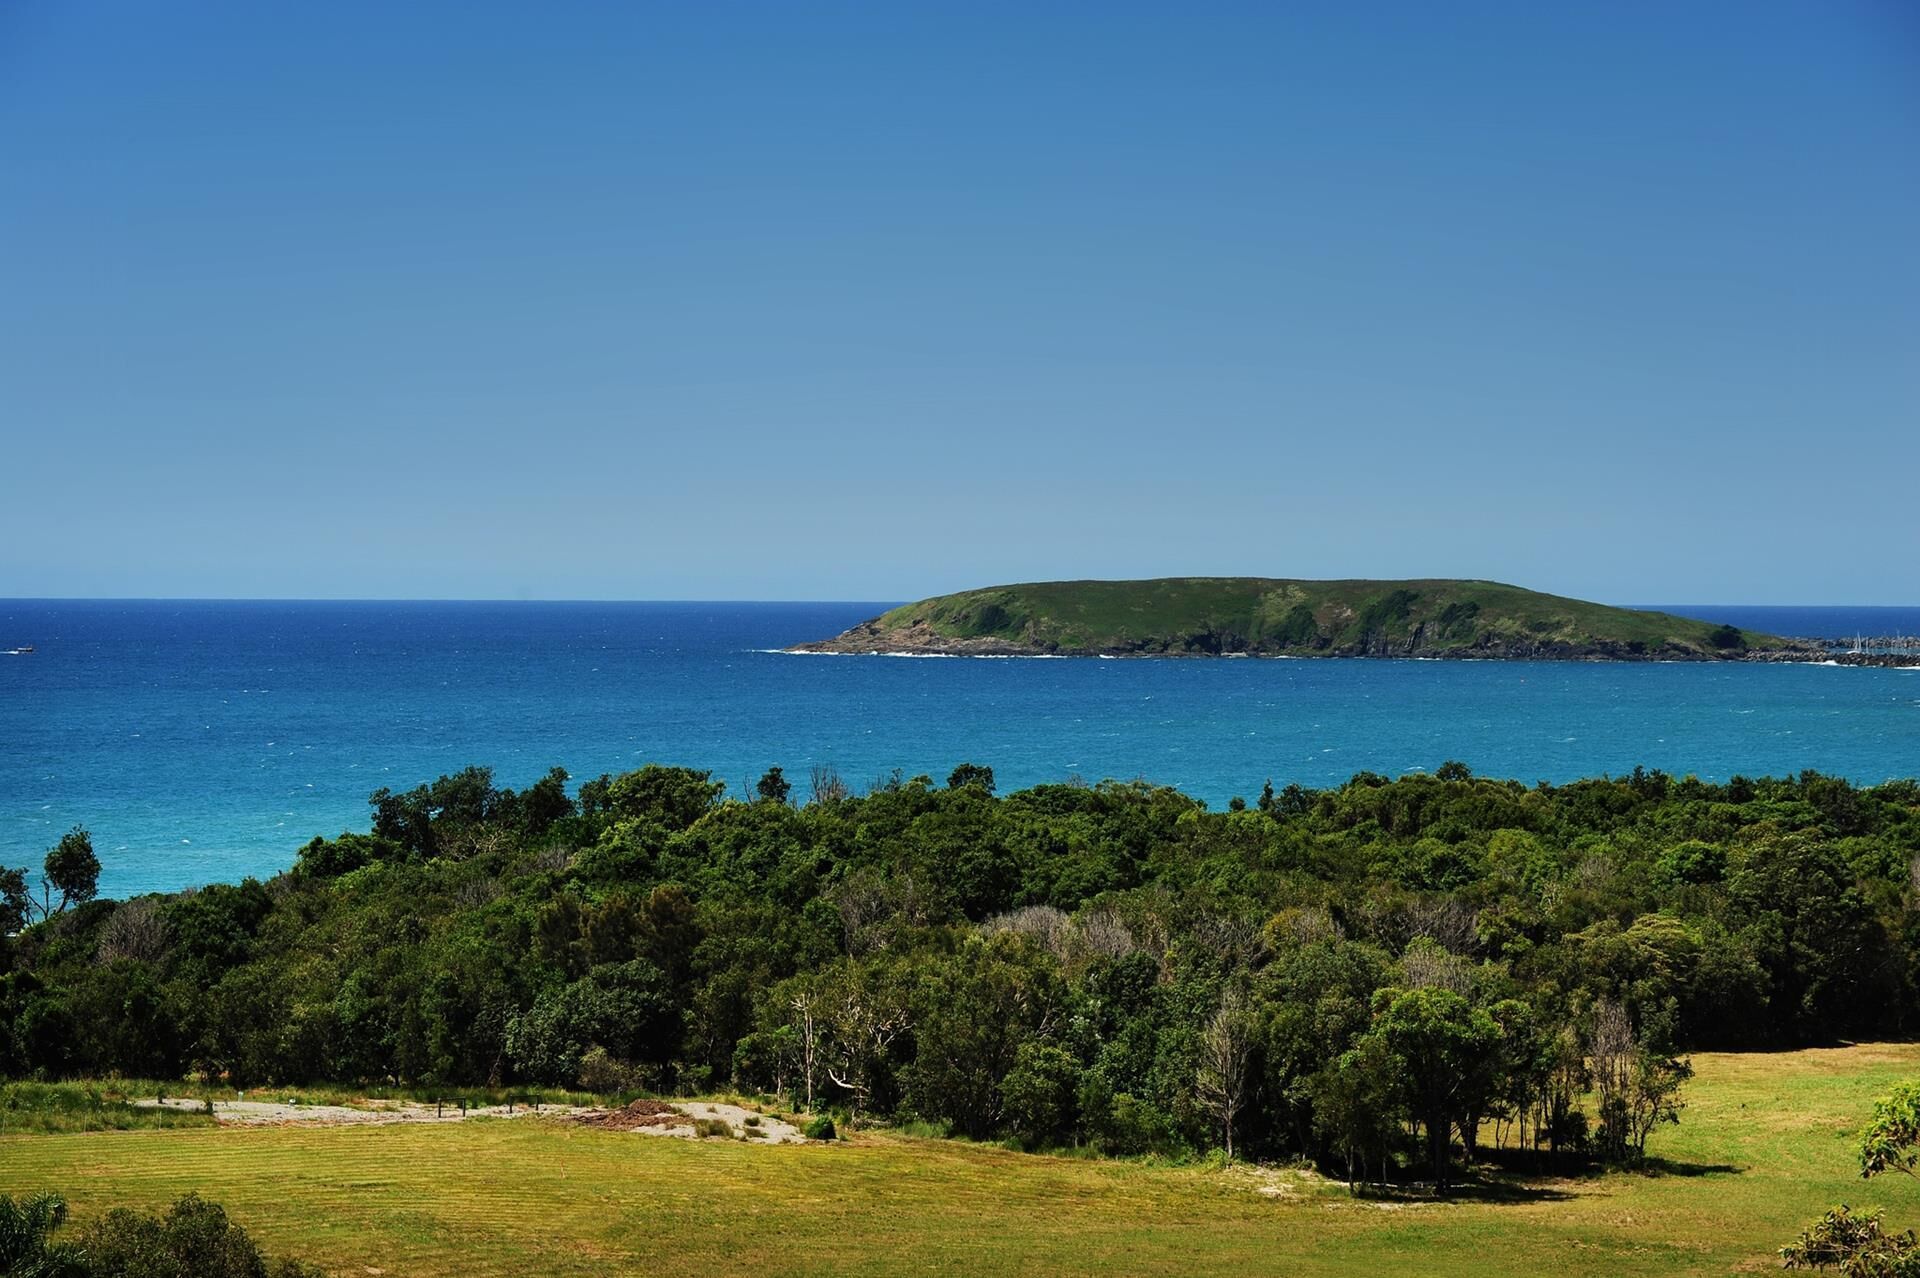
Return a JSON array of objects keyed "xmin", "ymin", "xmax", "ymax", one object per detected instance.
[{"xmin": 4, "ymin": 599, "xmax": 1918, "ymax": 898}]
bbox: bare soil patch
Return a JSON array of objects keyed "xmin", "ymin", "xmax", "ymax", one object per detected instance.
[
  {"xmin": 571, "ymin": 1099, "xmax": 806, "ymax": 1143},
  {"xmin": 574, "ymin": 1099, "xmax": 684, "ymax": 1132}
]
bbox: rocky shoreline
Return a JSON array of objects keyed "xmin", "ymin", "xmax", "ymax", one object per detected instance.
[{"xmin": 788, "ymin": 621, "xmax": 1838, "ymax": 664}]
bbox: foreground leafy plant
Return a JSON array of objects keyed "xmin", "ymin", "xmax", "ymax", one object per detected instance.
[
  {"xmin": 1784, "ymin": 1081, "xmax": 1920, "ymax": 1273},
  {"xmin": 0, "ymin": 1191, "xmax": 326, "ymax": 1278},
  {"xmin": 1782, "ymin": 1206, "xmax": 1920, "ymax": 1276}
]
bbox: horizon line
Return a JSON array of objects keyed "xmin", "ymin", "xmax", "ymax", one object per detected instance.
[{"xmin": 3, "ymin": 595, "xmax": 1918, "ymax": 609}]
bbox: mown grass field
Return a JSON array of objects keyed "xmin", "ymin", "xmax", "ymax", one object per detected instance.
[{"xmin": 6, "ymin": 1044, "xmax": 1918, "ymax": 1277}]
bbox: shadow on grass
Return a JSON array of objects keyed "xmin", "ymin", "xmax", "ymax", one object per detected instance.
[
  {"xmin": 1334, "ymin": 1151, "xmax": 1747, "ymax": 1204},
  {"xmin": 1477, "ymin": 1147, "xmax": 1744, "ymax": 1183},
  {"xmin": 1443, "ymin": 1178, "xmax": 1582, "ymax": 1204},
  {"xmin": 1339, "ymin": 1176, "xmax": 1578, "ymax": 1205},
  {"xmin": 1637, "ymin": 1155, "xmax": 1743, "ymax": 1178}
]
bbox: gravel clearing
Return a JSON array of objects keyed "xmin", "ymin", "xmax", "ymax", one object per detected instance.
[
  {"xmin": 134, "ymin": 1095, "xmax": 806, "ymax": 1141},
  {"xmin": 135, "ymin": 1097, "xmax": 590, "ymax": 1125}
]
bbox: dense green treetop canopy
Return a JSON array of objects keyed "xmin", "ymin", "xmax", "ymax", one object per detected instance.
[{"xmin": 4, "ymin": 761, "xmax": 1916, "ymax": 1180}]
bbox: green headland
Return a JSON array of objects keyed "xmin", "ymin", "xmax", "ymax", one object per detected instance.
[{"xmin": 792, "ymin": 577, "xmax": 1816, "ymax": 660}]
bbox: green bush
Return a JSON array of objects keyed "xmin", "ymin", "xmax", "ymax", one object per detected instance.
[
  {"xmin": 803, "ymin": 1114, "xmax": 837, "ymax": 1141},
  {"xmin": 1092, "ymin": 1092, "xmax": 1179, "ymax": 1157},
  {"xmin": 0, "ymin": 1190, "xmax": 325, "ymax": 1278},
  {"xmin": 1000, "ymin": 1041, "xmax": 1079, "ymax": 1147},
  {"xmin": 575, "ymin": 1045, "xmax": 644, "ymax": 1094},
  {"xmin": 692, "ymin": 1117, "xmax": 732, "ymax": 1139},
  {"xmin": 0, "ymin": 1191, "xmax": 81, "ymax": 1276}
]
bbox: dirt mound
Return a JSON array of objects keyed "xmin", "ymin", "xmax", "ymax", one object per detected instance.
[{"xmin": 575, "ymin": 1098, "xmax": 687, "ymax": 1132}]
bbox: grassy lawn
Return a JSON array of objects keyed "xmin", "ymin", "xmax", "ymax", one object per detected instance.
[{"xmin": 6, "ymin": 1044, "xmax": 1918, "ymax": 1277}]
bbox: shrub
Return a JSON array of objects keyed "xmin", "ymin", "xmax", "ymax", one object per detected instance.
[
  {"xmin": 803, "ymin": 1114, "xmax": 837, "ymax": 1141},
  {"xmin": 0, "ymin": 1191, "xmax": 81, "ymax": 1277},
  {"xmin": 693, "ymin": 1117, "xmax": 732, "ymax": 1139},
  {"xmin": 4, "ymin": 1190, "xmax": 331, "ymax": 1278},
  {"xmin": 1000, "ymin": 1041, "xmax": 1079, "ymax": 1147},
  {"xmin": 575, "ymin": 1045, "xmax": 643, "ymax": 1094},
  {"xmin": 1091, "ymin": 1092, "xmax": 1179, "ymax": 1157},
  {"xmin": 504, "ymin": 960, "xmax": 671, "ymax": 1086},
  {"xmin": 1781, "ymin": 1204, "xmax": 1920, "ymax": 1274}
]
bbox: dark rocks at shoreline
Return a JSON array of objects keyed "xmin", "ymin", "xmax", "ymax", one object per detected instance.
[{"xmin": 789, "ymin": 624, "xmax": 1833, "ymax": 664}]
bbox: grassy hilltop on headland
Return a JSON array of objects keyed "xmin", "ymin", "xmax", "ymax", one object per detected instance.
[{"xmin": 791, "ymin": 577, "xmax": 1817, "ymax": 660}]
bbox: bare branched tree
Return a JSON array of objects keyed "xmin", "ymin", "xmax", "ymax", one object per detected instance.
[
  {"xmin": 451, "ymin": 876, "xmax": 502, "ymax": 911},
  {"xmin": 1067, "ymin": 907, "xmax": 1137, "ymax": 967},
  {"xmin": 1263, "ymin": 905, "xmax": 1343, "ymax": 949},
  {"xmin": 1571, "ymin": 852, "xmax": 1617, "ymax": 894},
  {"xmin": 1587, "ymin": 997, "xmax": 1691, "ymax": 1162},
  {"xmin": 1405, "ymin": 898, "xmax": 1480, "ymax": 955},
  {"xmin": 1191, "ymin": 912, "xmax": 1265, "ymax": 967},
  {"xmin": 984, "ymin": 906, "xmax": 1071, "ymax": 961},
  {"xmin": 809, "ymin": 765, "xmax": 849, "ymax": 806},
  {"xmin": 832, "ymin": 868, "xmax": 930, "ymax": 956},
  {"xmin": 531, "ymin": 843, "xmax": 575, "ymax": 874},
  {"xmin": 95, "ymin": 898, "xmax": 170, "ymax": 964},
  {"xmin": 789, "ymin": 985, "xmax": 824, "ymax": 1114},
  {"xmin": 1589, "ymin": 998, "xmax": 1636, "ymax": 1161},
  {"xmin": 1196, "ymin": 988, "xmax": 1254, "ymax": 1161},
  {"xmin": 821, "ymin": 966, "xmax": 911, "ymax": 1125},
  {"xmin": 1400, "ymin": 936, "xmax": 1475, "ymax": 995}
]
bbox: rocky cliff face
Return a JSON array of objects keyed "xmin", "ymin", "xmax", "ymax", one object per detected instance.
[
  {"xmin": 791, "ymin": 620, "xmax": 1041, "ymax": 656},
  {"xmin": 790, "ymin": 619, "xmax": 1829, "ymax": 662}
]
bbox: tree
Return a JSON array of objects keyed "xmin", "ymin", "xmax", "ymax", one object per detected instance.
[
  {"xmin": 1709, "ymin": 623, "xmax": 1746, "ymax": 651},
  {"xmin": 1366, "ymin": 986, "xmax": 1500, "ymax": 1190},
  {"xmin": 504, "ymin": 960, "xmax": 673, "ymax": 1086},
  {"xmin": 906, "ymin": 936, "xmax": 1064, "ymax": 1138},
  {"xmin": 756, "ymin": 767, "xmax": 792, "ymax": 806},
  {"xmin": 37, "ymin": 827, "xmax": 99, "ymax": 921},
  {"xmin": 1533, "ymin": 1025, "xmax": 1590, "ymax": 1155},
  {"xmin": 1484, "ymin": 998, "xmax": 1549, "ymax": 1154},
  {"xmin": 1589, "ymin": 998, "xmax": 1691, "ymax": 1163},
  {"xmin": 1729, "ymin": 834, "xmax": 1875, "ymax": 1041},
  {"xmin": 947, "ymin": 763, "xmax": 995, "ymax": 794},
  {"xmin": 818, "ymin": 958, "xmax": 912, "ymax": 1124},
  {"xmin": 1313, "ymin": 1035, "xmax": 1405, "ymax": 1192},
  {"xmin": 1002, "ymin": 1040, "xmax": 1080, "ymax": 1147},
  {"xmin": 597, "ymin": 765, "xmax": 725, "ymax": 829},
  {"xmin": 516, "ymin": 766, "xmax": 574, "ymax": 837},
  {"xmin": 1195, "ymin": 987, "xmax": 1255, "ymax": 1160},
  {"xmin": 0, "ymin": 865, "xmax": 28, "ymax": 935}
]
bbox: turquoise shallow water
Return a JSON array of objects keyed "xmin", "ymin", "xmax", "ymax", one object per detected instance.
[{"xmin": 3, "ymin": 599, "xmax": 1917, "ymax": 897}]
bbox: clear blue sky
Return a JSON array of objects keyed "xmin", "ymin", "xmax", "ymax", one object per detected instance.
[{"xmin": 2, "ymin": 1, "xmax": 1914, "ymax": 603}]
